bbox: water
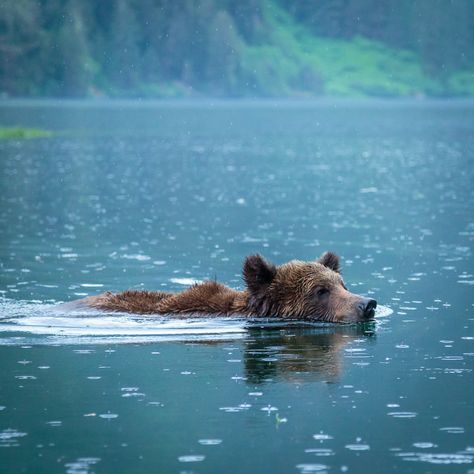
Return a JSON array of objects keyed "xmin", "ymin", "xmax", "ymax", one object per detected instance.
[{"xmin": 0, "ymin": 99, "xmax": 473, "ymax": 473}]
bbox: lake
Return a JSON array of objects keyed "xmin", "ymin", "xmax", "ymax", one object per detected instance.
[{"xmin": 0, "ymin": 99, "xmax": 473, "ymax": 473}]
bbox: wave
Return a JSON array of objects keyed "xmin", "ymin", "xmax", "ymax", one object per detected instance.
[{"xmin": 0, "ymin": 298, "xmax": 392, "ymax": 346}]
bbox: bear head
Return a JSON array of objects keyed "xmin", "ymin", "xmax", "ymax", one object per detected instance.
[{"xmin": 243, "ymin": 252, "xmax": 377, "ymax": 322}]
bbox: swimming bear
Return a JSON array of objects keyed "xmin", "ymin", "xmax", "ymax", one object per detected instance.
[{"xmin": 69, "ymin": 252, "xmax": 377, "ymax": 323}]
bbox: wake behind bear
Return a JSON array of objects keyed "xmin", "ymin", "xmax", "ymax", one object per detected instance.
[{"xmin": 66, "ymin": 252, "xmax": 377, "ymax": 323}]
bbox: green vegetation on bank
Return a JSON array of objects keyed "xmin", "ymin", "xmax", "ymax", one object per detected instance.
[
  {"xmin": 239, "ymin": 4, "xmax": 455, "ymax": 97},
  {"xmin": 0, "ymin": 128, "xmax": 53, "ymax": 140},
  {"xmin": 1, "ymin": 0, "xmax": 473, "ymax": 98}
]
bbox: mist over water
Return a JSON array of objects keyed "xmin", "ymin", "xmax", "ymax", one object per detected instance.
[{"xmin": 0, "ymin": 100, "xmax": 473, "ymax": 473}]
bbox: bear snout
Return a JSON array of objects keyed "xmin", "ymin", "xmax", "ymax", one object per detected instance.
[{"xmin": 357, "ymin": 298, "xmax": 377, "ymax": 319}]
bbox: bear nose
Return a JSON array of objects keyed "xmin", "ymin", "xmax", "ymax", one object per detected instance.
[{"xmin": 358, "ymin": 298, "xmax": 377, "ymax": 318}]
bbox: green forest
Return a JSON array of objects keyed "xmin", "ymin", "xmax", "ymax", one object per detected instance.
[{"xmin": 2, "ymin": 0, "xmax": 474, "ymax": 98}]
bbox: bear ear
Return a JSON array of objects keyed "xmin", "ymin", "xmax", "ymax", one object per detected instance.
[
  {"xmin": 318, "ymin": 251, "xmax": 341, "ymax": 273},
  {"xmin": 243, "ymin": 254, "xmax": 277, "ymax": 294}
]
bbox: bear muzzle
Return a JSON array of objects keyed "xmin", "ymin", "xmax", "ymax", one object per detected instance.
[{"xmin": 357, "ymin": 297, "xmax": 377, "ymax": 320}]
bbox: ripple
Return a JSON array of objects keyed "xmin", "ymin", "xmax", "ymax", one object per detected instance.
[
  {"xmin": 0, "ymin": 300, "xmax": 248, "ymax": 344},
  {"xmin": 178, "ymin": 455, "xmax": 205, "ymax": 462},
  {"xmin": 374, "ymin": 304, "xmax": 393, "ymax": 318},
  {"xmin": 0, "ymin": 429, "xmax": 27, "ymax": 447},
  {"xmin": 170, "ymin": 278, "xmax": 201, "ymax": 285},
  {"xmin": 65, "ymin": 457, "xmax": 101, "ymax": 474}
]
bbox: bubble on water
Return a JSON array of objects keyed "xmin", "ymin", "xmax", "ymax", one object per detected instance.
[
  {"xmin": 178, "ymin": 455, "xmax": 205, "ymax": 462},
  {"xmin": 345, "ymin": 439, "xmax": 370, "ymax": 451},
  {"xmin": 219, "ymin": 406, "xmax": 249, "ymax": 413},
  {"xmin": 15, "ymin": 375, "xmax": 36, "ymax": 380},
  {"xmin": 387, "ymin": 412, "xmax": 417, "ymax": 418},
  {"xmin": 121, "ymin": 254, "xmax": 151, "ymax": 261},
  {"xmin": 440, "ymin": 427, "xmax": 464, "ymax": 434},
  {"xmin": 46, "ymin": 421, "xmax": 62, "ymax": 427},
  {"xmin": 198, "ymin": 439, "xmax": 222, "ymax": 445},
  {"xmin": 87, "ymin": 376, "xmax": 101, "ymax": 380},
  {"xmin": 305, "ymin": 449, "xmax": 334, "ymax": 456},
  {"xmin": 249, "ymin": 392, "xmax": 263, "ymax": 396},
  {"xmin": 413, "ymin": 442, "xmax": 437, "ymax": 448},
  {"xmin": 296, "ymin": 463, "xmax": 329, "ymax": 473},
  {"xmin": 313, "ymin": 433, "xmax": 333, "ymax": 441},
  {"xmin": 122, "ymin": 392, "xmax": 145, "ymax": 398},
  {"xmin": 99, "ymin": 413, "xmax": 118, "ymax": 419},
  {"xmin": 440, "ymin": 355, "xmax": 463, "ymax": 361}
]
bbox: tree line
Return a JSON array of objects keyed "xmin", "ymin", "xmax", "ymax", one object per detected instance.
[{"xmin": 1, "ymin": 0, "xmax": 473, "ymax": 97}]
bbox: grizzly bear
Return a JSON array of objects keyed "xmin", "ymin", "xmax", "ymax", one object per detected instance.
[{"xmin": 70, "ymin": 252, "xmax": 377, "ymax": 323}]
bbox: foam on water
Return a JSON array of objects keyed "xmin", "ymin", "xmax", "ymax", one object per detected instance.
[{"xmin": 0, "ymin": 298, "xmax": 392, "ymax": 345}]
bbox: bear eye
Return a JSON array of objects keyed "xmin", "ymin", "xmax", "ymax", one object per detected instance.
[{"xmin": 316, "ymin": 288, "xmax": 329, "ymax": 297}]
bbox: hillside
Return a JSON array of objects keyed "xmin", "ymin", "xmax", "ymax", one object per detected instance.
[{"xmin": 1, "ymin": 0, "xmax": 473, "ymax": 98}]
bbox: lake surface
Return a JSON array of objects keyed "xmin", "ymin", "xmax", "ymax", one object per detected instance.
[{"xmin": 0, "ymin": 99, "xmax": 473, "ymax": 473}]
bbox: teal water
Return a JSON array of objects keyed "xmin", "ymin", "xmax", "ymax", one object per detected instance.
[{"xmin": 0, "ymin": 100, "xmax": 473, "ymax": 473}]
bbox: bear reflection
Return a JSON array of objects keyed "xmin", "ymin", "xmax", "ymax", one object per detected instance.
[{"xmin": 243, "ymin": 324, "xmax": 375, "ymax": 384}]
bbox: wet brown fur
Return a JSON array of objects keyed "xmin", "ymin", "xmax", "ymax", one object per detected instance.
[{"xmin": 75, "ymin": 252, "xmax": 373, "ymax": 323}]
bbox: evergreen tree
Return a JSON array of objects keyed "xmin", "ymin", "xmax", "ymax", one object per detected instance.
[
  {"xmin": 106, "ymin": 0, "xmax": 141, "ymax": 90},
  {"xmin": 206, "ymin": 10, "xmax": 242, "ymax": 94},
  {"xmin": 54, "ymin": 1, "xmax": 90, "ymax": 96}
]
